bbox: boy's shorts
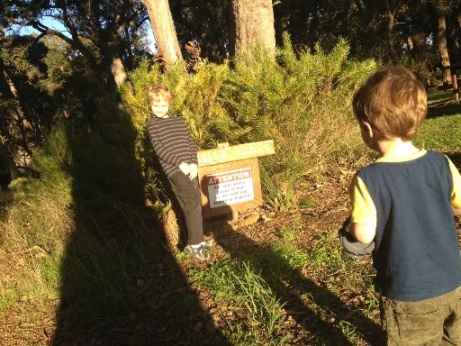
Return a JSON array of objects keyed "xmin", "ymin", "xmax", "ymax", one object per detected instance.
[{"xmin": 380, "ymin": 285, "xmax": 461, "ymax": 346}]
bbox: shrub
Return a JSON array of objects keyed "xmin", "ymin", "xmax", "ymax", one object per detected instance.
[{"xmin": 121, "ymin": 36, "xmax": 376, "ymax": 211}]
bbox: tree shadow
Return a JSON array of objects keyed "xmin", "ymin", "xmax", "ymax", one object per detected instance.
[
  {"xmin": 207, "ymin": 220, "xmax": 384, "ymax": 345},
  {"xmin": 51, "ymin": 95, "xmax": 231, "ymax": 345},
  {"xmin": 427, "ymin": 98, "xmax": 461, "ymax": 119}
]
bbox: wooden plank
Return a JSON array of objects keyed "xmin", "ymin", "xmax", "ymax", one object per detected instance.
[{"xmin": 198, "ymin": 140, "xmax": 275, "ymax": 167}]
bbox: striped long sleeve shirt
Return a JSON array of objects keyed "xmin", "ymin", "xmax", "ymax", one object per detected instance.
[{"xmin": 147, "ymin": 116, "xmax": 198, "ymax": 177}]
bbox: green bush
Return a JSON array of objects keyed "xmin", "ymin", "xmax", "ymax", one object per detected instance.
[
  {"xmin": 121, "ymin": 36, "xmax": 376, "ymax": 211},
  {"xmin": 221, "ymin": 34, "xmax": 376, "ymax": 209}
]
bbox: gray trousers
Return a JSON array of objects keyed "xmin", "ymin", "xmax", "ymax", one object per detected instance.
[{"xmin": 168, "ymin": 171, "xmax": 204, "ymax": 246}]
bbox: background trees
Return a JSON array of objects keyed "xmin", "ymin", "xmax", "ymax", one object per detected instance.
[{"xmin": 2, "ymin": 0, "xmax": 461, "ymax": 183}]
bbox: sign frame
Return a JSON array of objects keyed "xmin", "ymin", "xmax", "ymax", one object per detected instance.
[{"xmin": 198, "ymin": 158, "xmax": 262, "ymax": 218}]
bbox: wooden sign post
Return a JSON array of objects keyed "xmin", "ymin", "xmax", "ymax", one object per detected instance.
[{"xmin": 198, "ymin": 140, "xmax": 275, "ymax": 218}]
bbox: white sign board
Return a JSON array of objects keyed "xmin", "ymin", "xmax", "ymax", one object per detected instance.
[{"xmin": 206, "ymin": 167, "xmax": 254, "ymax": 208}]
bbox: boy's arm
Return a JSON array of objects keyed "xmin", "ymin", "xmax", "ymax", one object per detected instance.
[
  {"xmin": 187, "ymin": 132, "xmax": 199, "ymax": 165},
  {"xmin": 348, "ymin": 174, "xmax": 377, "ymax": 244},
  {"xmin": 447, "ymin": 157, "xmax": 461, "ymax": 216},
  {"xmin": 347, "ymin": 222, "xmax": 376, "ymax": 244}
]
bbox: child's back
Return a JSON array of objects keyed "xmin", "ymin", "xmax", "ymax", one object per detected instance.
[
  {"xmin": 346, "ymin": 66, "xmax": 461, "ymax": 344},
  {"xmin": 355, "ymin": 150, "xmax": 461, "ymax": 301}
]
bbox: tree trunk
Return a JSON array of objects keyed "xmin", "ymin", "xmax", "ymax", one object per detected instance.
[
  {"xmin": 228, "ymin": 0, "xmax": 236, "ymax": 57},
  {"xmin": 231, "ymin": 0, "xmax": 276, "ymax": 56},
  {"xmin": 108, "ymin": 50, "xmax": 128, "ymax": 87},
  {"xmin": 0, "ymin": 63, "xmax": 36, "ymax": 178},
  {"xmin": 385, "ymin": 0, "xmax": 398, "ymax": 63},
  {"xmin": 435, "ymin": 0, "xmax": 451, "ymax": 83},
  {"xmin": 0, "ymin": 142, "xmax": 21, "ymax": 181},
  {"xmin": 141, "ymin": 0, "xmax": 183, "ymax": 65}
]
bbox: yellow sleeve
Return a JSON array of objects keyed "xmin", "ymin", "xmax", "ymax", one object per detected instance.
[
  {"xmin": 447, "ymin": 157, "xmax": 461, "ymax": 208},
  {"xmin": 349, "ymin": 174, "xmax": 377, "ymax": 227}
]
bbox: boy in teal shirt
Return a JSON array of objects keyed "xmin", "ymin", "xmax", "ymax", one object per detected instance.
[{"xmin": 347, "ymin": 66, "xmax": 461, "ymax": 345}]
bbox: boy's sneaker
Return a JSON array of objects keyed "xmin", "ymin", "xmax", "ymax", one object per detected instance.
[{"xmin": 184, "ymin": 244, "xmax": 209, "ymax": 261}]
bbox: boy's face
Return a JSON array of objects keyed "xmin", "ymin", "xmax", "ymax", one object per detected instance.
[{"xmin": 151, "ymin": 99, "xmax": 170, "ymax": 118}]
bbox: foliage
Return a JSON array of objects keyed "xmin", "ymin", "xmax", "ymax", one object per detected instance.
[
  {"xmin": 0, "ymin": 147, "xmax": 73, "ymax": 313},
  {"xmin": 121, "ymin": 37, "xmax": 376, "ymax": 211},
  {"xmin": 0, "ymin": 35, "xmax": 56, "ymax": 165},
  {"xmin": 3, "ymin": 0, "xmax": 461, "ymax": 96},
  {"xmin": 222, "ymin": 34, "xmax": 376, "ymax": 209},
  {"xmin": 122, "ymin": 59, "xmax": 241, "ymax": 149}
]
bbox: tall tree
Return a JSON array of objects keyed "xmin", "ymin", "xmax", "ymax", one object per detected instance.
[
  {"xmin": 0, "ymin": 0, "xmax": 146, "ymax": 180},
  {"xmin": 433, "ymin": 0, "xmax": 452, "ymax": 83},
  {"xmin": 230, "ymin": 0, "xmax": 276, "ymax": 56},
  {"xmin": 0, "ymin": 35, "xmax": 51, "ymax": 178},
  {"xmin": 142, "ymin": 0, "xmax": 183, "ymax": 65},
  {"xmin": 384, "ymin": 0, "xmax": 403, "ymax": 63}
]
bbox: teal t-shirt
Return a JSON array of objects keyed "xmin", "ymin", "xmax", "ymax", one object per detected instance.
[{"xmin": 356, "ymin": 151, "xmax": 461, "ymax": 301}]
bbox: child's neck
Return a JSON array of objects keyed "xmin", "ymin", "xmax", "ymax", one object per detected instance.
[{"xmin": 378, "ymin": 138, "xmax": 419, "ymax": 159}]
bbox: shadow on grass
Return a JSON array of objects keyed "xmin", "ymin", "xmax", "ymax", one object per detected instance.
[
  {"xmin": 427, "ymin": 98, "xmax": 461, "ymax": 119},
  {"xmin": 209, "ymin": 223, "xmax": 384, "ymax": 346}
]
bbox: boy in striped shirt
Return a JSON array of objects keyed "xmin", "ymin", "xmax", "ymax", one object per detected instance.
[{"xmin": 147, "ymin": 85, "xmax": 210, "ymax": 261}]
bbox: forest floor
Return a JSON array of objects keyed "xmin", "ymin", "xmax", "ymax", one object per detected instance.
[{"xmin": 2, "ymin": 154, "xmax": 461, "ymax": 346}]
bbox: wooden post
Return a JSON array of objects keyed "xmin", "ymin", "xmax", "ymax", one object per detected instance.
[{"xmin": 452, "ymin": 69, "xmax": 460, "ymax": 102}]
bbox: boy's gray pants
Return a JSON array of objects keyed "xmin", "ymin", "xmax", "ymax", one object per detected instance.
[{"xmin": 168, "ymin": 171, "xmax": 204, "ymax": 246}]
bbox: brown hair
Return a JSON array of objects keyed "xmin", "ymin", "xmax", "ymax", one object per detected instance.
[
  {"xmin": 352, "ymin": 66, "xmax": 427, "ymax": 140},
  {"xmin": 147, "ymin": 84, "xmax": 172, "ymax": 106}
]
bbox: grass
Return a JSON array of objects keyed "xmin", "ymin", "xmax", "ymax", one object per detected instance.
[
  {"xmin": 416, "ymin": 114, "xmax": 461, "ymax": 151},
  {"xmin": 0, "ymin": 88, "xmax": 460, "ymax": 345},
  {"xmin": 194, "ymin": 260, "xmax": 287, "ymax": 345},
  {"xmin": 179, "ymin": 217, "xmax": 381, "ymax": 345},
  {"xmin": 413, "ymin": 89, "xmax": 461, "ymax": 152}
]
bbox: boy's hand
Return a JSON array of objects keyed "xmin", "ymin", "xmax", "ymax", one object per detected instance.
[
  {"xmin": 339, "ymin": 217, "xmax": 375, "ymax": 260},
  {"xmin": 189, "ymin": 164, "xmax": 198, "ymax": 180},
  {"xmin": 179, "ymin": 162, "xmax": 190, "ymax": 175}
]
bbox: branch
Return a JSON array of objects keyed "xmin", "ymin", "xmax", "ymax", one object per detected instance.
[
  {"xmin": 116, "ymin": 5, "xmax": 145, "ymax": 35},
  {"xmin": 28, "ymin": 20, "xmax": 100, "ymax": 71},
  {"xmin": 29, "ymin": 20, "xmax": 74, "ymax": 46}
]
